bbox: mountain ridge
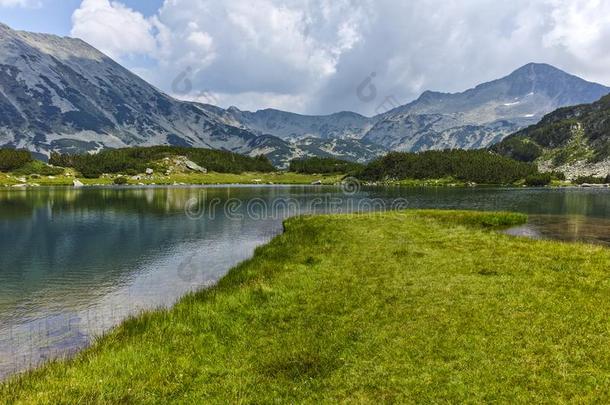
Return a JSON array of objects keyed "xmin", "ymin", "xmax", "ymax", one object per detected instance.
[
  {"xmin": 1, "ymin": 23, "xmax": 610, "ymax": 167},
  {"xmin": 208, "ymin": 62, "xmax": 610, "ymax": 154},
  {"xmin": 362, "ymin": 63, "xmax": 610, "ymax": 151}
]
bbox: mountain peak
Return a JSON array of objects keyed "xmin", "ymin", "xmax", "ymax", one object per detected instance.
[
  {"xmin": 508, "ymin": 63, "xmax": 569, "ymax": 78},
  {"xmin": 415, "ymin": 90, "xmax": 446, "ymax": 102}
]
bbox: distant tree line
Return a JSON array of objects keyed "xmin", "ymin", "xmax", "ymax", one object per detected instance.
[
  {"xmin": 356, "ymin": 150, "xmax": 540, "ymax": 184},
  {"xmin": 0, "ymin": 149, "xmax": 33, "ymax": 171},
  {"xmin": 50, "ymin": 146, "xmax": 276, "ymax": 178},
  {"xmin": 289, "ymin": 157, "xmax": 363, "ymax": 174}
]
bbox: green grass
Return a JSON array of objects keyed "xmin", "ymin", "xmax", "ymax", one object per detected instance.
[
  {"xmin": 384, "ymin": 177, "xmax": 468, "ymax": 187},
  {"xmin": 0, "ymin": 171, "xmax": 343, "ymax": 187},
  {"xmin": 2, "ymin": 210, "xmax": 610, "ymax": 403},
  {"xmin": 539, "ymin": 124, "xmax": 596, "ymax": 166}
]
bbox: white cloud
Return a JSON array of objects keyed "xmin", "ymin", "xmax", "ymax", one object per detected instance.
[
  {"xmin": 70, "ymin": 0, "xmax": 610, "ymax": 115},
  {"xmin": 71, "ymin": 0, "xmax": 157, "ymax": 60},
  {"xmin": 543, "ymin": 0, "xmax": 610, "ymax": 79}
]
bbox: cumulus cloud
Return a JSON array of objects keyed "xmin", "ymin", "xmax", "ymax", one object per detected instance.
[
  {"xmin": 543, "ymin": 0, "xmax": 610, "ymax": 79},
  {"xmin": 149, "ymin": 0, "xmax": 369, "ymax": 106},
  {"xmin": 71, "ymin": 0, "xmax": 157, "ymax": 60},
  {"xmin": 70, "ymin": 0, "xmax": 610, "ymax": 115}
]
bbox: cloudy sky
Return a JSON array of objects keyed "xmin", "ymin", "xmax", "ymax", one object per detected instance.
[{"xmin": 2, "ymin": 0, "xmax": 610, "ymax": 115}]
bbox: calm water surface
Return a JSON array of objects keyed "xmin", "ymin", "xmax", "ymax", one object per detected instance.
[{"xmin": 0, "ymin": 186, "xmax": 608, "ymax": 379}]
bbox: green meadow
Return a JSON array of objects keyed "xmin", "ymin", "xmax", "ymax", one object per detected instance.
[{"xmin": 2, "ymin": 210, "xmax": 610, "ymax": 403}]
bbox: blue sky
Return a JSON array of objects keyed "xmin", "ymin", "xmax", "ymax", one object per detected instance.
[
  {"xmin": 0, "ymin": 1, "xmax": 162, "ymax": 35},
  {"xmin": 1, "ymin": 0, "xmax": 610, "ymax": 115}
]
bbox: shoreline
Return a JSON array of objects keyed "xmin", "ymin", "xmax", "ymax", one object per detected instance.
[
  {"xmin": 2, "ymin": 169, "xmax": 607, "ymax": 189},
  {"xmin": 1, "ymin": 182, "xmax": 608, "ymax": 190}
]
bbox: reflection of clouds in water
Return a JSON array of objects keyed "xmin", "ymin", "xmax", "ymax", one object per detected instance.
[{"xmin": 0, "ymin": 229, "xmax": 270, "ymax": 380}]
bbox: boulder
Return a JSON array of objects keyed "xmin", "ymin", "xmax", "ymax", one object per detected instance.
[
  {"xmin": 184, "ymin": 159, "xmax": 207, "ymax": 173},
  {"xmin": 73, "ymin": 179, "xmax": 84, "ymax": 188},
  {"xmin": 145, "ymin": 168, "xmax": 154, "ymax": 175}
]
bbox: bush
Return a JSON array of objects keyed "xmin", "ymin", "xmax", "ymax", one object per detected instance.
[
  {"xmin": 549, "ymin": 171, "xmax": 566, "ymax": 181},
  {"xmin": 289, "ymin": 157, "xmax": 363, "ymax": 174},
  {"xmin": 573, "ymin": 175, "xmax": 607, "ymax": 185},
  {"xmin": 524, "ymin": 173, "xmax": 552, "ymax": 187},
  {"xmin": 358, "ymin": 150, "xmax": 538, "ymax": 184},
  {"xmin": 113, "ymin": 176, "xmax": 128, "ymax": 185},
  {"xmin": 0, "ymin": 149, "xmax": 33, "ymax": 171}
]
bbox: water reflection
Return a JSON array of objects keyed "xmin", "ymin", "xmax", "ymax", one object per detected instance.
[{"xmin": 0, "ymin": 186, "xmax": 608, "ymax": 379}]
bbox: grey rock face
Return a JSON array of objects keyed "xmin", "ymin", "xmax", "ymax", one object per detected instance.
[
  {"xmin": 2, "ymin": 22, "xmax": 609, "ymax": 166},
  {"xmin": 205, "ymin": 63, "xmax": 610, "ymax": 155},
  {"xmin": 0, "ymin": 24, "xmax": 282, "ymax": 161},
  {"xmin": 363, "ymin": 63, "xmax": 610, "ymax": 151}
]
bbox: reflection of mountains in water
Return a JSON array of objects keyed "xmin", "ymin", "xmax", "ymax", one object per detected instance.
[{"xmin": 0, "ymin": 187, "xmax": 296, "ymax": 312}]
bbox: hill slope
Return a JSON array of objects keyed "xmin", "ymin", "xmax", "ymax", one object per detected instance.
[
  {"xmin": 0, "ymin": 23, "xmax": 267, "ymax": 157},
  {"xmin": 492, "ymin": 94, "xmax": 610, "ymax": 179}
]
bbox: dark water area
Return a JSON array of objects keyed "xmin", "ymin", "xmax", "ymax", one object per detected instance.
[{"xmin": 0, "ymin": 186, "xmax": 608, "ymax": 380}]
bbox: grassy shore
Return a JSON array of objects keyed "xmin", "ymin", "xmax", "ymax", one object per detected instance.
[
  {"xmin": 3, "ymin": 210, "xmax": 610, "ymax": 403},
  {"xmin": 0, "ymin": 170, "xmax": 584, "ymax": 188},
  {"xmin": 0, "ymin": 171, "xmax": 343, "ymax": 187}
]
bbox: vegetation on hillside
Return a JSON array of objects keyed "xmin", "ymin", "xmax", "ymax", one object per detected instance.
[
  {"xmin": 492, "ymin": 94, "xmax": 610, "ymax": 164},
  {"xmin": 573, "ymin": 175, "xmax": 610, "ymax": 185},
  {"xmin": 289, "ymin": 157, "xmax": 363, "ymax": 174},
  {"xmin": 49, "ymin": 146, "xmax": 276, "ymax": 178},
  {"xmin": 356, "ymin": 150, "xmax": 538, "ymax": 184},
  {"xmin": 524, "ymin": 173, "xmax": 552, "ymax": 187},
  {"xmin": 3, "ymin": 210, "xmax": 610, "ymax": 402},
  {"xmin": 0, "ymin": 149, "xmax": 33, "ymax": 171},
  {"xmin": 11, "ymin": 160, "xmax": 64, "ymax": 176}
]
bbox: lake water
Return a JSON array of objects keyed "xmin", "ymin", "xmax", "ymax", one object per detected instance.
[{"xmin": 0, "ymin": 186, "xmax": 609, "ymax": 380}]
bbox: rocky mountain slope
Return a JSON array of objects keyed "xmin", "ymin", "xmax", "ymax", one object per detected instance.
[
  {"xmin": 492, "ymin": 94, "xmax": 610, "ymax": 179},
  {"xmin": 1, "ymin": 23, "xmax": 609, "ymax": 167},
  {"xmin": 0, "ymin": 23, "xmax": 266, "ymax": 156},
  {"xmin": 0, "ymin": 23, "xmax": 380, "ymax": 166},
  {"xmin": 363, "ymin": 63, "xmax": 610, "ymax": 151},
  {"xmin": 206, "ymin": 63, "xmax": 610, "ymax": 155},
  {"xmin": 218, "ymin": 107, "xmax": 376, "ymax": 141}
]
